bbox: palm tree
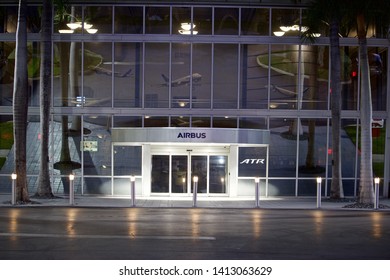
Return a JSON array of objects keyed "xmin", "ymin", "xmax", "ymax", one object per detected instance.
[
  {"xmin": 348, "ymin": 0, "xmax": 390, "ymax": 204},
  {"xmin": 36, "ymin": 0, "xmax": 54, "ymax": 197},
  {"xmin": 303, "ymin": 0, "xmax": 346, "ymax": 199},
  {"xmin": 13, "ymin": 0, "xmax": 30, "ymax": 203}
]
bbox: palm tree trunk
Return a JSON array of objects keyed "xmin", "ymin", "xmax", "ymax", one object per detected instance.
[
  {"xmin": 36, "ymin": 0, "xmax": 53, "ymax": 197},
  {"xmin": 357, "ymin": 13, "xmax": 374, "ymax": 203},
  {"xmin": 13, "ymin": 0, "xmax": 30, "ymax": 202},
  {"xmin": 329, "ymin": 17, "xmax": 344, "ymax": 198}
]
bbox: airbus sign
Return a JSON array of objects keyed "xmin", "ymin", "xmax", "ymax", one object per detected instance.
[{"xmin": 177, "ymin": 132, "xmax": 206, "ymax": 139}]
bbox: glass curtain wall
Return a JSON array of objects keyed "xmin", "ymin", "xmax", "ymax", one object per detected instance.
[{"xmin": 0, "ymin": 3, "xmax": 388, "ymax": 197}]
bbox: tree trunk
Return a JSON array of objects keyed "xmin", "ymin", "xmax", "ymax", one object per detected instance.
[
  {"xmin": 329, "ymin": 17, "xmax": 344, "ymax": 199},
  {"xmin": 13, "ymin": 0, "xmax": 30, "ymax": 203},
  {"xmin": 36, "ymin": 0, "xmax": 53, "ymax": 197},
  {"xmin": 357, "ymin": 13, "xmax": 374, "ymax": 204}
]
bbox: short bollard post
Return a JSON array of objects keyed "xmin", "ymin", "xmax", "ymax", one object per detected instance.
[
  {"xmin": 193, "ymin": 176, "xmax": 198, "ymax": 207},
  {"xmin": 69, "ymin": 174, "xmax": 75, "ymax": 205},
  {"xmin": 316, "ymin": 177, "xmax": 322, "ymax": 209},
  {"xmin": 11, "ymin": 173, "xmax": 17, "ymax": 205},
  {"xmin": 374, "ymin": 177, "xmax": 380, "ymax": 210},
  {"xmin": 130, "ymin": 175, "xmax": 136, "ymax": 207},
  {"xmin": 255, "ymin": 177, "xmax": 260, "ymax": 208}
]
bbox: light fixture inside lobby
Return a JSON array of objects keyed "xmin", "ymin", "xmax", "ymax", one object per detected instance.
[
  {"xmin": 273, "ymin": 24, "xmax": 320, "ymax": 37},
  {"xmin": 179, "ymin": 22, "xmax": 198, "ymax": 35},
  {"xmin": 59, "ymin": 21, "xmax": 98, "ymax": 34}
]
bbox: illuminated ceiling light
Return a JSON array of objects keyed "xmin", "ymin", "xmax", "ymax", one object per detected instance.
[
  {"xmin": 67, "ymin": 22, "xmax": 82, "ymax": 29},
  {"xmin": 300, "ymin": 26, "xmax": 309, "ymax": 32},
  {"xmin": 58, "ymin": 29, "xmax": 74, "ymax": 34},
  {"xmin": 273, "ymin": 31, "xmax": 285, "ymax": 36},
  {"xmin": 312, "ymin": 33, "xmax": 321, "ymax": 37},
  {"xmin": 280, "ymin": 26, "xmax": 290, "ymax": 32},
  {"xmin": 86, "ymin": 28, "xmax": 98, "ymax": 34},
  {"xmin": 179, "ymin": 29, "xmax": 198, "ymax": 35},
  {"xmin": 181, "ymin": 22, "xmax": 196, "ymax": 30},
  {"xmin": 84, "ymin": 23, "xmax": 93, "ymax": 29}
]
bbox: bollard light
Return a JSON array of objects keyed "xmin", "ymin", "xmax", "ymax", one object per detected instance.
[
  {"xmin": 130, "ymin": 175, "xmax": 136, "ymax": 207},
  {"xmin": 255, "ymin": 177, "xmax": 260, "ymax": 208},
  {"xmin": 69, "ymin": 173, "xmax": 75, "ymax": 205},
  {"xmin": 374, "ymin": 177, "xmax": 380, "ymax": 210},
  {"xmin": 11, "ymin": 173, "xmax": 17, "ymax": 205},
  {"xmin": 193, "ymin": 176, "xmax": 199, "ymax": 207},
  {"xmin": 316, "ymin": 177, "xmax": 322, "ymax": 209}
]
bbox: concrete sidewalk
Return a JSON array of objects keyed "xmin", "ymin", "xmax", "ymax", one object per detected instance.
[{"xmin": 1, "ymin": 194, "xmax": 390, "ymax": 210}]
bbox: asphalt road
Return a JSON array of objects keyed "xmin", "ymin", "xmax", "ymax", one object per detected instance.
[{"xmin": 0, "ymin": 207, "xmax": 389, "ymax": 260}]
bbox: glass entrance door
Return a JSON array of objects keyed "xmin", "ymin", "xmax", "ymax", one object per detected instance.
[{"xmin": 151, "ymin": 150, "xmax": 228, "ymax": 195}]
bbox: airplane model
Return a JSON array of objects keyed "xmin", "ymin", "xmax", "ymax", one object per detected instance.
[
  {"xmin": 160, "ymin": 72, "xmax": 202, "ymax": 87},
  {"xmin": 91, "ymin": 66, "xmax": 132, "ymax": 78}
]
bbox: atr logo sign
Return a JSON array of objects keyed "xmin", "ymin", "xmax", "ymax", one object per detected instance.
[
  {"xmin": 240, "ymin": 159, "xmax": 265, "ymax": 164},
  {"xmin": 177, "ymin": 132, "xmax": 206, "ymax": 139}
]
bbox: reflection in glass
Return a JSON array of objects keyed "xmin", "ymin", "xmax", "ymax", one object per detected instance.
[
  {"xmin": 83, "ymin": 42, "xmax": 111, "ymax": 108},
  {"xmin": 115, "ymin": 6, "xmax": 143, "ymax": 34},
  {"xmin": 113, "ymin": 116, "xmax": 142, "ymax": 127},
  {"xmin": 144, "ymin": 116, "xmax": 169, "ymax": 127},
  {"xmin": 172, "ymin": 155, "xmax": 188, "ymax": 193},
  {"xmin": 240, "ymin": 44, "xmax": 268, "ymax": 109},
  {"xmin": 171, "ymin": 43, "xmax": 191, "ymax": 108},
  {"xmin": 213, "ymin": 117, "xmax": 237, "ymax": 128},
  {"xmin": 214, "ymin": 8, "xmax": 238, "ymax": 35},
  {"xmin": 271, "ymin": 9, "xmax": 300, "ymax": 37},
  {"xmin": 268, "ymin": 118, "xmax": 297, "ymax": 177},
  {"xmin": 151, "ymin": 155, "xmax": 169, "ymax": 193},
  {"xmin": 241, "ymin": 8, "xmax": 269, "ymax": 35},
  {"xmin": 239, "ymin": 117, "xmax": 267, "ymax": 129},
  {"xmin": 213, "ymin": 44, "xmax": 238, "ymax": 109},
  {"xmin": 298, "ymin": 119, "xmax": 327, "ymax": 178},
  {"xmin": 191, "ymin": 156, "xmax": 207, "ymax": 193},
  {"xmin": 193, "ymin": 44, "xmax": 211, "ymax": 108},
  {"xmin": 144, "ymin": 43, "xmax": 169, "ymax": 108},
  {"xmin": 84, "ymin": 6, "xmax": 113, "ymax": 34},
  {"xmin": 145, "ymin": 6, "xmax": 170, "ymax": 34},
  {"xmin": 114, "ymin": 146, "xmax": 142, "ymax": 176},
  {"xmin": 209, "ymin": 156, "xmax": 227, "ymax": 193},
  {"xmin": 114, "ymin": 42, "xmax": 142, "ymax": 108},
  {"xmin": 171, "ymin": 116, "xmax": 190, "ymax": 127},
  {"xmin": 194, "ymin": 7, "xmax": 212, "ymax": 35}
]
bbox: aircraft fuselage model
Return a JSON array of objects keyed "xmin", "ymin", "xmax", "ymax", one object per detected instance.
[{"xmin": 161, "ymin": 73, "xmax": 202, "ymax": 87}]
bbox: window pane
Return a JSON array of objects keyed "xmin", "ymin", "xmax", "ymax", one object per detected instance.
[
  {"xmin": 0, "ymin": 42, "xmax": 15, "ymax": 106},
  {"xmin": 114, "ymin": 6, "xmax": 143, "ymax": 34},
  {"xmin": 271, "ymin": 8, "xmax": 300, "ymax": 37},
  {"xmin": 193, "ymin": 44, "xmax": 211, "ymax": 108},
  {"xmin": 144, "ymin": 43, "xmax": 169, "ymax": 108},
  {"xmin": 145, "ymin": 6, "xmax": 170, "ymax": 34},
  {"xmin": 298, "ymin": 118, "xmax": 327, "ymax": 178},
  {"xmin": 213, "ymin": 44, "xmax": 238, "ymax": 109},
  {"xmin": 241, "ymin": 44, "xmax": 268, "ymax": 109},
  {"xmin": 171, "ymin": 43, "xmax": 190, "ymax": 108},
  {"xmin": 113, "ymin": 116, "xmax": 142, "ymax": 127},
  {"xmin": 268, "ymin": 44, "xmax": 300, "ymax": 110},
  {"xmin": 84, "ymin": 42, "xmax": 111, "ymax": 107},
  {"xmin": 269, "ymin": 118, "xmax": 297, "ymax": 177},
  {"xmin": 85, "ymin": 6, "xmax": 113, "ymax": 34},
  {"xmin": 194, "ymin": 7, "xmax": 212, "ymax": 35},
  {"xmin": 172, "ymin": 7, "xmax": 191, "ymax": 35},
  {"xmin": 241, "ymin": 8, "xmax": 269, "ymax": 35},
  {"xmin": 214, "ymin": 8, "xmax": 238, "ymax": 35},
  {"xmin": 114, "ymin": 42, "xmax": 143, "ymax": 108}
]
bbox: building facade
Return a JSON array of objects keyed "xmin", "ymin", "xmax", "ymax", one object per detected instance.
[{"xmin": 0, "ymin": 0, "xmax": 389, "ymax": 199}]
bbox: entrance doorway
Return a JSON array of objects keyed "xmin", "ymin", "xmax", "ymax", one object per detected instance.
[{"xmin": 151, "ymin": 147, "xmax": 228, "ymax": 195}]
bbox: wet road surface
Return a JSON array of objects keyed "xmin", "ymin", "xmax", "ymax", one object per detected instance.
[{"xmin": 0, "ymin": 207, "xmax": 389, "ymax": 260}]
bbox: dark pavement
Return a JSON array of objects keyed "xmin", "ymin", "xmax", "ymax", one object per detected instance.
[{"xmin": 0, "ymin": 207, "xmax": 389, "ymax": 260}]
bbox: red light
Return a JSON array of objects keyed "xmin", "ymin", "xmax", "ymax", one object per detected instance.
[
  {"xmin": 352, "ymin": 71, "xmax": 357, "ymax": 77},
  {"xmin": 328, "ymin": 148, "xmax": 332, "ymax": 155}
]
